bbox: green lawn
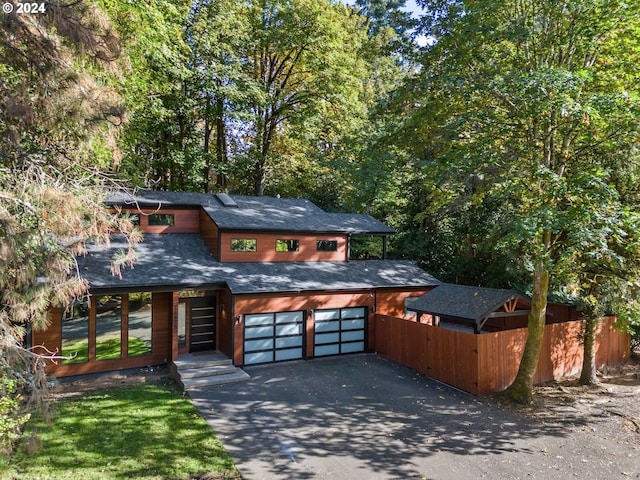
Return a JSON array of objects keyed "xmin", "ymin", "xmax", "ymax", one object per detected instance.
[{"xmin": 4, "ymin": 383, "xmax": 239, "ymax": 480}]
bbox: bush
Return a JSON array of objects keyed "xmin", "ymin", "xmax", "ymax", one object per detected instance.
[{"xmin": 0, "ymin": 374, "xmax": 31, "ymax": 454}]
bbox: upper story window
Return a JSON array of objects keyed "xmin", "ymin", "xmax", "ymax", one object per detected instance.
[
  {"xmin": 316, "ymin": 240, "xmax": 338, "ymax": 252},
  {"xmin": 231, "ymin": 238, "xmax": 257, "ymax": 252},
  {"xmin": 276, "ymin": 239, "xmax": 299, "ymax": 252},
  {"xmin": 148, "ymin": 213, "xmax": 175, "ymax": 227}
]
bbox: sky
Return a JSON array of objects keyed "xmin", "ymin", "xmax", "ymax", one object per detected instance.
[{"xmin": 342, "ymin": 0, "xmax": 425, "ymax": 19}]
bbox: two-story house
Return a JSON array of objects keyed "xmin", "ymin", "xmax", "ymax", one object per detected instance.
[{"xmin": 34, "ymin": 191, "xmax": 440, "ymax": 379}]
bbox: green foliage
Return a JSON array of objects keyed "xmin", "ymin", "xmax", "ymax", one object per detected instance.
[
  {"xmin": 0, "ymin": 0, "xmax": 142, "ymax": 442},
  {"xmin": 405, "ymin": 0, "xmax": 640, "ymax": 399},
  {"xmin": 0, "ymin": 374, "xmax": 30, "ymax": 455}
]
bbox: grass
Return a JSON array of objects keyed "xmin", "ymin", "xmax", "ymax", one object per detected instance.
[
  {"xmin": 4, "ymin": 383, "xmax": 239, "ymax": 480},
  {"xmin": 62, "ymin": 337, "xmax": 151, "ymax": 364}
]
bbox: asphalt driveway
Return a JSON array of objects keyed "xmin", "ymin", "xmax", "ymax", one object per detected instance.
[{"xmin": 189, "ymin": 354, "xmax": 638, "ymax": 479}]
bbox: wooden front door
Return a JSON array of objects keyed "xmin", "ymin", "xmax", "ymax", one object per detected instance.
[{"xmin": 189, "ymin": 297, "xmax": 216, "ymax": 352}]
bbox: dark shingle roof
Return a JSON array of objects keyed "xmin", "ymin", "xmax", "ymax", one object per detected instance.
[
  {"xmin": 79, "ymin": 234, "xmax": 440, "ymax": 294},
  {"xmin": 225, "ymin": 259, "xmax": 441, "ymax": 294},
  {"xmin": 106, "ymin": 190, "xmax": 394, "ymax": 235},
  {"xmin": 406, "ymin": 283, "xmax": 529, "ymax": 322},
  {"xmin": 78, "ymin": 234, "xmax": 227, "ymax": 290}
]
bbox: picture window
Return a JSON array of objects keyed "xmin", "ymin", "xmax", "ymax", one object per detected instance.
[
  {"xmin": 316, "ymin": 240, "xmax": 338, "ymax": 252},
  {"xmin": 148, "ymin": 213, "xmax": 175, "ymax": 226},
  {"xmin": 276, "ymin": 239, "xmax": 299, "ymax": 252},
  {"xmin": 231, "ymin": 238, "xmax": 257, "ymax": 252}
]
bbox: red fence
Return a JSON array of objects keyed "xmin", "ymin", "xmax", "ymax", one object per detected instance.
[{"xmin": 375, "ymin": 314, "xmax": 630, "ymax": 396}]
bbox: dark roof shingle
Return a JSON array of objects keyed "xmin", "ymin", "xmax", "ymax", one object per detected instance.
[
  {"xmin": 406, "ymin": 283, "xmax": 529, "ymax": 322},
  {"xmin": 107, "ymin": 190, "xmax": 394, "ymax": 235},
  {"xmin": 79, "ymin": 234, "xmax": 440, "ymax": 294}
]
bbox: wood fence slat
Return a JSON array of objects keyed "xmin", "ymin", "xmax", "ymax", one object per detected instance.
[{"xmin": 375, "ymin": 314, "xmax": 630, "ymax": 396}]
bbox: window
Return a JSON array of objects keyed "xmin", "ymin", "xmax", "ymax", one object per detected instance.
[
  {"xmin": 96, "ymin": 295, "xmax": 122, "ymax": 361},
  {"xmin": 62, "ymin": 300, "xmax": 89, "ymax": 364},
  {"xmin": 148, "ymin": 213, "xmax": 175, "ymax": 226},
  {"xmin": 231, "ymin": 238, "xmax": 257, "ymax": 252},
  {"xmin": 276, "ymin": 239, "xmax": 299, "ymax": 252},
  {"xmin": 178, "ymin": 302, "xmax": 186, "ymax": 348},
  {"xmin": 128, "ymin": 292, "xmax": 152, "ymax": 357},
  {"xmin": 316, "ymin": 240, "xmax": 338, "ymax": 252}
]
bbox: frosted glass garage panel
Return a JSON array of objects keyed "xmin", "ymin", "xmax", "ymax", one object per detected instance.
[
  {"xmin": 315, "ymin": 309, "xmax": 340, "ymax": 321},
  {"xmin": 315, "ymin": 344, "xmax": 340, "ymax": 356},
  {"xmin": 315, "ymin": 332, "xmax": 340, "ymax": 344},
  {"xmin": 342, "ymin": 330, "xmax": 364, "ymax": 342},
  {"xmin": 276, "ymin": 323, "xmax": 302, "ymax": 336},
  {"xmin": 276, "ymin": 336, "xmax": 302, "ymax": 348},
  {"xmin": 276, "ymin": 311, "xmax": 303, "ymax": 323},
  {"xmin": 245, "ymin": 326, "xmax": 274, "ymax": 338},
  {"xmin": 342, "ymin": 319, "xmax": 365, "ymax": 331},
  {"xmin": 245, "ymin": 338, "xmax": 274, "ymax": 351},
  {"xmin": 245, "ymin": 351, "xmax": 273, "ymax": 364},
  {"xmin": 314, "ymin": 320, "xmax": 340, "ymax": 333},
  {"xmin": 341, "ymin": 342, "xmax": 364, "ymax": 353},
  {"xmin": 245, "ymin": 314, "xmax": 274, "ymax": 326},
  {"xmin": 275, "ymin": 348, "xmax": 303, "ymax": 361},
  {"xmin": 341, "ymin": 308, "xmax": 365, "ymax": 319}
]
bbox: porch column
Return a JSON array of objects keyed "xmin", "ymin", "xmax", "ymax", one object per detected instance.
[{"xmin": 171, "ymin": 292, "xmax": 179, "ymax": 361}]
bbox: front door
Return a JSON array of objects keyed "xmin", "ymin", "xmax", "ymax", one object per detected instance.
[{"xmin": 189, "ymin": 297, "xmax": 216, "ymax": 352}]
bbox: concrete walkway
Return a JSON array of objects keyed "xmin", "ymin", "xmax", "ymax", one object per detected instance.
[{"xmin": 189, "ymin": 354, "xmax": 639, "ymax": 479}]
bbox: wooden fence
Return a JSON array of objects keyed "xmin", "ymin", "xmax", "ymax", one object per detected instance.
[{"xmin": 375, "ymin": 314, "xmax": 630, "ymax": 396}]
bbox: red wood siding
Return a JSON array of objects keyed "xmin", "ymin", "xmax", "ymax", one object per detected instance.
[
  {"xmin": 375, "ymin": 288, "xmax": 437, "ymax": 319},
  {"xmin": 217, "ymin": 289, "xmax": 233, "ymax": 358},
  {"xmin": 220, "ymin": 232, "xmax": 348, "ymax": 263},
  {"xmin": 199, "ymin": 210, "xmax": 220, "ymax": 259},
  {"xmin": 116, "ymin": 208, "xmax": 200, "ymax": 234},
  {"xmin": 376, "ymin": 314, "xmax": 630, "ymax": 396},
  {"xmin": 32, "ymin": 308, "xmax": 62, "ymax": 359}
]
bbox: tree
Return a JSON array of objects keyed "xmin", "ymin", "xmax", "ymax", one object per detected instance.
[
  {"xmin": 0, "ymin": 1, "xmax": 139, "ymax": 449},
  {"xmin": 413, "ymin": 0, "xmax": 640, "ymax": 402},
  {"xmin": 233, "ymin": 0, "xmax": 369, "ymax": 196},
  {"xmin": 99, "ymin": 0, "xmax": 200, "ymax": 191}
]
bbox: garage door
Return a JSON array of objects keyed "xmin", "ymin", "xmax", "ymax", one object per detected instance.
[
  {"xmin": 244, "ymin": 311, "xmax": 304, "ymax": 365},
  {"xmin": 314, "ymin": 307, "xmax": 366, "ymax": 357}
]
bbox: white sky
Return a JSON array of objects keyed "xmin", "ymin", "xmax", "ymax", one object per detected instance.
[{"xmin": 342, "ymin": 0, "xmax": 425, "ymax": 19}]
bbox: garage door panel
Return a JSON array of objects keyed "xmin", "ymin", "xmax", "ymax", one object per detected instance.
[
  {"xmin": 245, "ymin": 351, "xmax": 273, "ymax": 365},
  {"xmin": 315, "ymin": 320, "xmax": 340, "ymax": 332},
  {"xmin": 315, "ymin": 332, "xmax": 340, "ymax": 344},
  {"xmin": 315, "ymin": 309, "xmax": 339, "ymax": 321},
  {"xmin": 315, "ymin": 344, "xmax": 340, "ymax": 356},
  {"xmin": 276, "ymin": 311, "xmax": 303, "ymax": 323},
  {"xmin": 342, "ymin": 319, "xmax": 365, "ymax": 330},
  {"xmin": 244, "ymin": 310, "xmax": 304, "ymax": 365},
  {"xmin": 276, "ymin": 348, "xmax": 303, "ymax": 361},
  {"xmin": 342, "ymin": 330, "xmax": 364, "ymax": 342},
  {"xmin": 314, "ymin": 307, "xmax": 366, "ymax": 357},
  {"xmin": 341, "ymin": 342, "xmax": 365, "ymax": 353},
  {"xmin": 276, "ymin": 323, "xmax": 302, "ymax": 336},
  {"xmin": 276, "ymin": 336, "xmax": 302, "ymax": 348},
  {"xmin": 245, "ymin": 326, "xmax": 274, "ymax": 338},
  {"xmin": 245, "ymin": 338, "xmax": 274, "ymax": 351},
  {"xmin": 341, "ymin": 308, "xmax": 365, "ymax": 319}
]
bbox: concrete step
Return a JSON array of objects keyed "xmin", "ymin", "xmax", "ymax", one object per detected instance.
[
  {"xmin": 179, "ymin": 364, "xmax": 239, "ymax": 380},
  {"xmin": 181, "ymin": 369, "xmax": 251, "ymax": 390},
  {"xmin": 173, "ymin": 356, "xmax": 232, "ymax": 371}
]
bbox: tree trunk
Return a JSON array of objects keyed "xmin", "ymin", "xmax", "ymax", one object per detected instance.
[
  {"xmin": 215, "ymin": 95, "xmax": 227, "ymax": 189},
  {"xmin": 505, "ymin": 255, "xmax": 550, "ymax": 404},
  {"xmin": 579, "ymin": 316, "xmax": 598, "ymax": 385}
]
